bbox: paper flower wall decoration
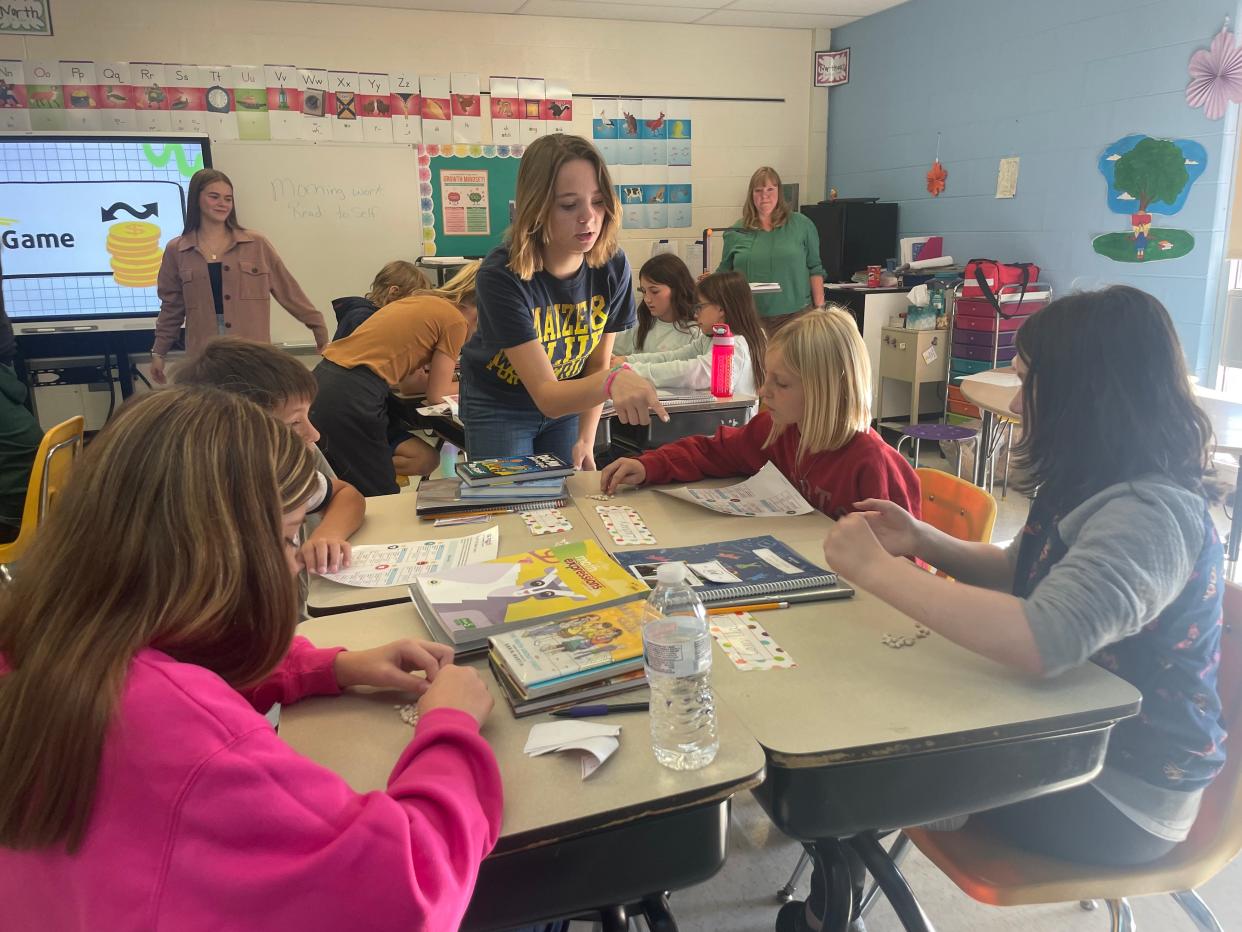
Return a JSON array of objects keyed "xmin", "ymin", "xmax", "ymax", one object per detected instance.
[
  {"xmin": 1187, "ymin": 26, "xmax": 1242, "ymax": 120},
  {"xmin": 926, "ymin": 159, "xmax": 947, "ymax": 197}
]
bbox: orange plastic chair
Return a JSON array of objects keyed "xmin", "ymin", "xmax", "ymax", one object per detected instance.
[
  {"xmin": 905, "ymin": 579, "xmax": 1242, "ymax": 931},
  {"xmin": 0, "ymin": 415, "xmax": 84, "ymax": 575},
  {"xmin": 917, "ymin": 468, "xmax": 997, "ymax": 579}
]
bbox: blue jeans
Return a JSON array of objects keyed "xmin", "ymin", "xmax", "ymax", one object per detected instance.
[{"xmin": 460, "ymin": 382, "xmax": 579, "ymax": 463}]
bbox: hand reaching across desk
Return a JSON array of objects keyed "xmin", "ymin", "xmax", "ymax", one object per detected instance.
[{"xmin": 601, "ymin": 457, "xmax": 646, "ymax": 494}]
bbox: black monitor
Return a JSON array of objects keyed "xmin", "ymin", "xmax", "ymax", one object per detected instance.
[{"xmin": 0, "ymin": 133, "xmax": 211, "ymax": 335}]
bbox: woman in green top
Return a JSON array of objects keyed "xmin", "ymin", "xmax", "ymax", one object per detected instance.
[{"xmin": 718, "ymin": 166, "xmax": 826, "ymax": 330}]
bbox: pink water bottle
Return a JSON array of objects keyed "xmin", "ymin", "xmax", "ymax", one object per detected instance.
[{"xmin": 710, "ymin": 323, "xmax": 736, "ymax": 398}]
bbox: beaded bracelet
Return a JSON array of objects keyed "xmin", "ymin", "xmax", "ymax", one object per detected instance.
[{"xmin": 603, "ymin": 362, "xmax": 632, "ymax": 399}]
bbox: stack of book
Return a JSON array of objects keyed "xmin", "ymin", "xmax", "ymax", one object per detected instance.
[
  {"xmin": 415, "ymin": 453, "xmax": 575, "ymax": 519},
  {"xmin": 488, "ymin": 601, "xmax": 648, "ymax": 716},
  {"xmin": 408, "ymin": 539, "xmax": 650, "ymax": 657}
]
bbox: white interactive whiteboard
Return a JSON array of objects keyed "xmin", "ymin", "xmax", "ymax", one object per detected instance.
[{"xmin": 210, "ymin": 141, "xmax": 425, "ymax": 346}]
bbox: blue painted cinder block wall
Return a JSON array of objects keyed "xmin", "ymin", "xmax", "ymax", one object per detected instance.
[{"xmin": 826, "ymin": 0, "xmax": 1242, "ymax": 377}]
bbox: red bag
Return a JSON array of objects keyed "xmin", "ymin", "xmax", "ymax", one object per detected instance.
[{"xmin": 962, "ymin": 259, "xmax": 1041, "ymax": 318}]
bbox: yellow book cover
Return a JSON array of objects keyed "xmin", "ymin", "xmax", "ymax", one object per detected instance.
[{"xmin": 411, "ymin": 539, "xmax": 650, "ymax": 645}]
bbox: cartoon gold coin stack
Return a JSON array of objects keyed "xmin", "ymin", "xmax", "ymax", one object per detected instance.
[{"xmin": 106, "ymin": 221, "xmax": 162, "ymax": 288}]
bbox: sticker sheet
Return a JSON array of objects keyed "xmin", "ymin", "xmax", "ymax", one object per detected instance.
[
  {"xmin": 596, "ymin": 504, "xmax": 656, "ymax": 545},
  {"xmin": 708, "ymin": 612, "xmax": 796, "ymax": 671},
  {"xmin": 522, "ymin": 508, "xmax": 573, "ymax": 536}
]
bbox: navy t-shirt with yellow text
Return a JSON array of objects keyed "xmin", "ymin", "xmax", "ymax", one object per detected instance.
[{"xmin": 459, "ymin": 246, "xmax": 635, "ymax": 411}]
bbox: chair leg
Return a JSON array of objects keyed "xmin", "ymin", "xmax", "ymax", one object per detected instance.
[
  {"xmin": 1001, "ymin": 423, "xmax": 1013, "ymax": 500},
  {"xmin": 1105, "ymin": 898, "xmax": 1135, "ymax": 932},
  {"xmin": 858, "ymin": 832, "xmax": 910, "ymax": 919},
  {"xmin": 776, "ymin": 850, "xmax": 812, "ymax": 902},
  {"xmin": 1170, "ymin": 890, "xmax": 1224, "ymax": 932},
  {"xmin": 847, "ymin": 833, "xmax": 934, "ymax": 932},
  {"xmin": 913, "ymin": 438, "xmax": 921, "ymax": 470}
]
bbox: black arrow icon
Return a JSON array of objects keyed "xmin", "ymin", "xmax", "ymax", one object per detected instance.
[{"xmin": 101, "ymin": 202, "xmax": 159, "ymax": 221}]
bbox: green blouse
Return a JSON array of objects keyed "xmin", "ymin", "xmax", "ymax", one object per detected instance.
[{"xmin": 717, "ymin": 211, "xmax": 825, "ymax": 317}]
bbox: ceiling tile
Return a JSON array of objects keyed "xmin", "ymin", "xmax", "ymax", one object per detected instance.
[
  {"xmin": 263, "ymin": 0, "xmax": 529, "ymax": 11},
  {"xmin": 722, "ymin": 0, "xmax": 873, "ymax": 16},
  {"xmin": 694, "ymin": 8, "xmax": 855, "ymax": 27},
  {"xmin": 517, "ymin": 0, "xmax": 715, "ymax": 21}
]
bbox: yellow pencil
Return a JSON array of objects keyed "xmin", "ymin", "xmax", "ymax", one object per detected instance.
[{"xmin": 707, "ymin": 602, "xmax": 788, "ymax": 615}]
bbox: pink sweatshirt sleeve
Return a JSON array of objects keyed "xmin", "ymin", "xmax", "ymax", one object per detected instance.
[
  {"xmin": 155, "ymin": 707, "xmax": 503, "ymax": 931},
  {"xmin": 637, "ymin": 415, "xmax": 771, "ymax": 486},
  {"xmin": 239, "ymin": 635, "xmax": 345, "ymax": 712}
]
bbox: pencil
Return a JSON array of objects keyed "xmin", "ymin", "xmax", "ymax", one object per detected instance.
[{"xmin": 707, "ymin": 602, "xmax": 788, "ymax": 615}]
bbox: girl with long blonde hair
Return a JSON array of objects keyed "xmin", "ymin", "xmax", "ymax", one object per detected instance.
[
  {"xmin": 457, "ymin": 133, "xmax": 666, "ymax": 470},
  {"xmin": 603, "ymin": 307, "xmax": 920, "ymax": 520},
  {"xmin": 312, "ymin": 261, "xmax": 482, "ymax": 492},
  {"xmin": 0, "ymin": 386, "xmax": 499, "ymax": 930}
]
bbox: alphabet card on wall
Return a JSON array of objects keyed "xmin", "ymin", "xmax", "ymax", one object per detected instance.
[
  {"xmin": 26, "ymin": 59, "xmax": 65, "ymax": 131},
  {"xmin": 233, "ymin": 65, "xmax": 269, "ymax": 140},
  {"xmin": 99, "ymin": 61, "xmax": 134, "ymax": 131},
  {"xmin": 0, "ymin": 60, "xmax": 32, "ymax": 131},
  {"xmin": 491, "ymin": 75, "xmax": 520, "ymax": 145},
  {"xmin": 667, "ymin": 103, "xmax": 691, "ymax": 167},
  {"xmin": 168, "ymin": 64, "xmax": 208, "ymax": 135},
  {"xmin": 544, "ymin": 79, "xmax": 572, "ymax": 134},
  {"xmin": 299, "ymin": 67, "xmax": 330, "ymax": 140},
  {"xmin": 359, "ymin": 72, "xmax": 392, "ymax": 143},
  {"xmin": 1092, "ymin": 134, "xmax": 1207, "ymax": 263},
  {"xmin": 420, "ymin": 74, "xmax": 451, "ymax": 144},
  {"xmin": 266, "ymin": 64, "xmax": 302, "ymax": 140},
  {"xmin": 591, "ymin": 98, "xmax": 618, "ymax": 162},
  {"xmin": 518, "ymin": 77, "xmax": 545, "ymax": 143},
  {"xmin": 450, "ymin": 72, "xmax": 482, "ymax": 144},
  {"xmin": 390, "ymin": 70, "xmax": 421, "ymax": 143},
  {"xmin": 617, "ymin": 98, "xmax": 641, "ymax": 165},
  {"xmin": 202, "ymin": 65, "xmax": 236, "ymax": 141},
  {"xmin": 328, "ymin": 70, "xmax": 360, "ymax": 141},
  {"xmin": 61, "ymin": 60, "xmax": 101, "ymax": 131},
  {"xmin": 640, "ymin": 99, "xmax": 667, "ymax": 165}
]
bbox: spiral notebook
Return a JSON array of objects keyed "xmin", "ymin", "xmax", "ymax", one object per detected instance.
[{"xmin": 611, "ymin": 535, "xmax": 851, "ymax": 603}]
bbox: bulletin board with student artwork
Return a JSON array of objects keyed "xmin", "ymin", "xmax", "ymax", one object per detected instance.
[{"xmin": 420, "ymin": 144, "xmax": 521, "ymax": 258}]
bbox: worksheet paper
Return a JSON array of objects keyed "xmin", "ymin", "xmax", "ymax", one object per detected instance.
[
  {"xmin": 656, "ymin": 461, "xmax": 813, "ymax": 517},
  {"xmin": 317, "ymin": 526, "xmax": 499, "ymax": 587}
]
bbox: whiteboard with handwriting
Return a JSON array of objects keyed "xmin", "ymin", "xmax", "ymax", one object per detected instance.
[{"xmin": 210, "ymin": 141, "xmax": 424, "ymax": 347}]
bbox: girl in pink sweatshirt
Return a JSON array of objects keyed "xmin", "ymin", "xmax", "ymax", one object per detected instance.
[
  {"xmin": 0, "ymin": 386, "xmax": 502, "ymax": 932},
  {"xmin": 602, "ymin": 307, "xmax": 920, "ymax": 520}
]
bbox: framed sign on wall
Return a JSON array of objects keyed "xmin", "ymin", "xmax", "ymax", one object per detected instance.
[{"xmin": 814, "ymin": 49, "xmax": 849, "ymax": 88}]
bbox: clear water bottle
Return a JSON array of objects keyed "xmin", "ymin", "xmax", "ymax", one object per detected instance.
[{"xmin": 642, "ymin": 563, "xmax": 718, "ymax": 770}]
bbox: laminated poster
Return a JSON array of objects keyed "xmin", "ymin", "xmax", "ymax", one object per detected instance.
[
  {"xmin": 299, "ymin": 68, "xmax": 330, "ymax": 141},
  {"xmin": 0, "ymin": 60, "xmax": 31, "ymax": 131},
  {"xmin": 441, "ymin": 168, "xmax": 490, "ymax": 236},
  {"xmin": 390, "ymin": 70, "xmax": 421, "ymax": 143},
  {"xmin": 490, "ymin": 75, "xmax": 520, "ymax": 145}
]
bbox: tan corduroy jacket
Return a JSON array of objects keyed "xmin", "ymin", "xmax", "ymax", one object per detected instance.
[{"xmin": 152, "ymin": 229, "xmax": 328, "ymax": 356}]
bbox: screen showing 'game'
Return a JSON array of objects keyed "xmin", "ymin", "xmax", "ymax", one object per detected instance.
[{"xmin": 0, "ymin": 136, "xmax": 211, "ymax": 324}]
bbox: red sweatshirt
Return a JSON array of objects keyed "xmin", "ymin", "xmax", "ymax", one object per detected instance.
[{"xmin": 637, "ymin": 411, "xmax": 921, "ymax": 519}]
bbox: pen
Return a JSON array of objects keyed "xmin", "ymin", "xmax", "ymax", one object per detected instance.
[
  {"xmin": 550, "ymin": 702, "xmax": 650, "ymax": 718},
  {"xmin": 707, "ymin": 601, "xmax": 788, "ymax": 615}
]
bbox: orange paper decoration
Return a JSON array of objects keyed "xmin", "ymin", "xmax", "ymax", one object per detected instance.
[{"xmin": 927, "ymin": 159, "xmax": 947, "ymax": 196}]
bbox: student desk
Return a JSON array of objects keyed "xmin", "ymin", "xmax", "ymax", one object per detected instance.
[
  {"xmin": 282, "ymin": 603, "xmax": 767, "ymax": 931},
  {"xmin": 959, "ymin": 368, "xmax": 1019, "ymax": 488},
  {"xmin": 563, "ymin": 473, "xmax": 1143, "ymax": 931},
  {"xmin": 304, "ymin": 492, "xmax": 592, "ymax": 617}
]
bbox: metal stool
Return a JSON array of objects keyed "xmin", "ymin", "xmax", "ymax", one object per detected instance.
[{"xmin": 896, "ymin": 423, "xmax": 978, "ymax": 477}]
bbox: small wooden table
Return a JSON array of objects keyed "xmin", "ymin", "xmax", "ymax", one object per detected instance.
[{"xmin": 283, "ymin": 604, "xmax": 766, "ymax": 931}]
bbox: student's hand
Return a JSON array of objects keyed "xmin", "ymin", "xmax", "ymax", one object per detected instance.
[
  {"xmin": 572, "ymin": 438, "xmax": 596, "ymax": 472},
  {"xmin": 312, "ymin": 325, "xmax": 330, "ymax": 353},
  {"xmin": 822, "ymin": 512, "xmax": 895, "ymax": 589},
  {"xmin": 301, "ymin": 536, "xmax": 352, "ymax": 575},
  {"xmin": 417, "ymin": 663, "xmax": 494, "ymax": 727},
  {"xmin": 150, "ymin": 355, "xmax": 167, "ymax": 385},
  {"xmin": 852, "ymin": 498, "xmax": 923, "ymax": 558},
  {"xmin": 334, "ymin": 638, "xmax": 455, "ymax": 693},
  {"xmin": 610, "ymin": 355, "xmax": 628, "ymax": 367},
  {"xmin": 608, "ymin": 370, "xmax": 668, "ymax": 426},
  {"xmin": 601, "ymin": 457, "xmax": 645, "ymax": 493},
  {"xmin": 696, "ymin": 270, "xmax": 711, "ymax": 284}
]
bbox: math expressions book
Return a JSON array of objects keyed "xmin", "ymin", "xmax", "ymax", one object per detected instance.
[
  {"xmin": 410, "ymin": 539, "xmax": 649, "ymax": 649},
  {"xmin": 611, "ymin": 535, "xmax": 850, "ymax": 603},
  {"xmin": 489, "ymin": 600, "xmax": 647, "ymax": 697},
  {"xmin": 455, "ymin": 453, "xmax": 574, "ymax": 487}
]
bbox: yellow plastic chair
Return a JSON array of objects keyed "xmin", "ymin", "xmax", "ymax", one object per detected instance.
[
  {"xmin": 905, "ymin": 579, "xmax": 1242, "ymax": 931},
  {"xmin": 0, "ymin": 415, "xmax": 84, "ymax": 575}
]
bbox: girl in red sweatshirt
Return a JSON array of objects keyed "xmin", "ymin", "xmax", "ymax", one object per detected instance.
[{"xmin": 601, "ymin": 307, "xmax": 920, "ymax": 519}]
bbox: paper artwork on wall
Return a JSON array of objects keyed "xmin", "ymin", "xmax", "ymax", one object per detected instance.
[
  {"xmin": 328, "ymin": 70, "xmax": 360, "ymax": 142},
  {"xmin": 640, "ymin": 98, "xmax": 667, "ymax": 165},
  {"xmin": 667, "ymin": 103, "xmax": 691, "ymax": 167},
  {"xmin": 594, "ymin": 97, "xmax": 693, "ymax": 229},
  {"xmin": 233, "ymin": 65, "xmax": 268, "ymax": 140},
  {"xmin": 0, "ymin": 60, "xmax": 31, "ymax": 131},
  {"xmin": 1091, "ymin": 134, "xmax": 1207, "ymax": 263},
  {"xmin": 26, "ymin": 59, "xmax": 65, "ymax": 131},
  {"xmin": 61, "ymin": 60, "xmax": 102, "ymax": 131},
  {"xmin": 1186, "ymin": 26, "xmax": 1242, "ymax": 121},
  {"xmin": 617, "ymin": 98, "xmax": 641, "ymax": 165},
  {"xmin": 926, "ymin": 159, "xmax": 946, "ymax": 196},
  {"xmin": 298, "ymin": 68, "xmax": 329, "ymax": 140},
  {"xmin": 518, "ymin": 77, "xmax": 545, "ymax": 143},
  {"xmin": 544, "ymin": 79, "xmax": 572, "ymax": 134},
  {"xmin": 203, "ymin": 65, "xmax": 236, "ymax": 140},
  {"xmin": 360, "ymin": 72, "xmax": 393, "ymax": 143},
  {"xmin": 591, "ymin": 98, "xmax": 618, "ymax": 163},
  {"xmin": 450, "ymin": 72, "xmax": 482, "ymax": 144}
]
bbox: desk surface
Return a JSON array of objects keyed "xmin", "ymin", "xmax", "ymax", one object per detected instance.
[
  {"xmin": 284, "ymin": 603, "xmax": 766, "ymax": 855},
  {"xmin": 305, "ymin": 492, "xmax": 591, "ymax": 616},
  {"xmin": 565, "ymin": 474, "xmax": 1141, "ymax": 767},
  {"xmin": 959, "ymin": 368, "xmax": 1020, "ymax": 419}
]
